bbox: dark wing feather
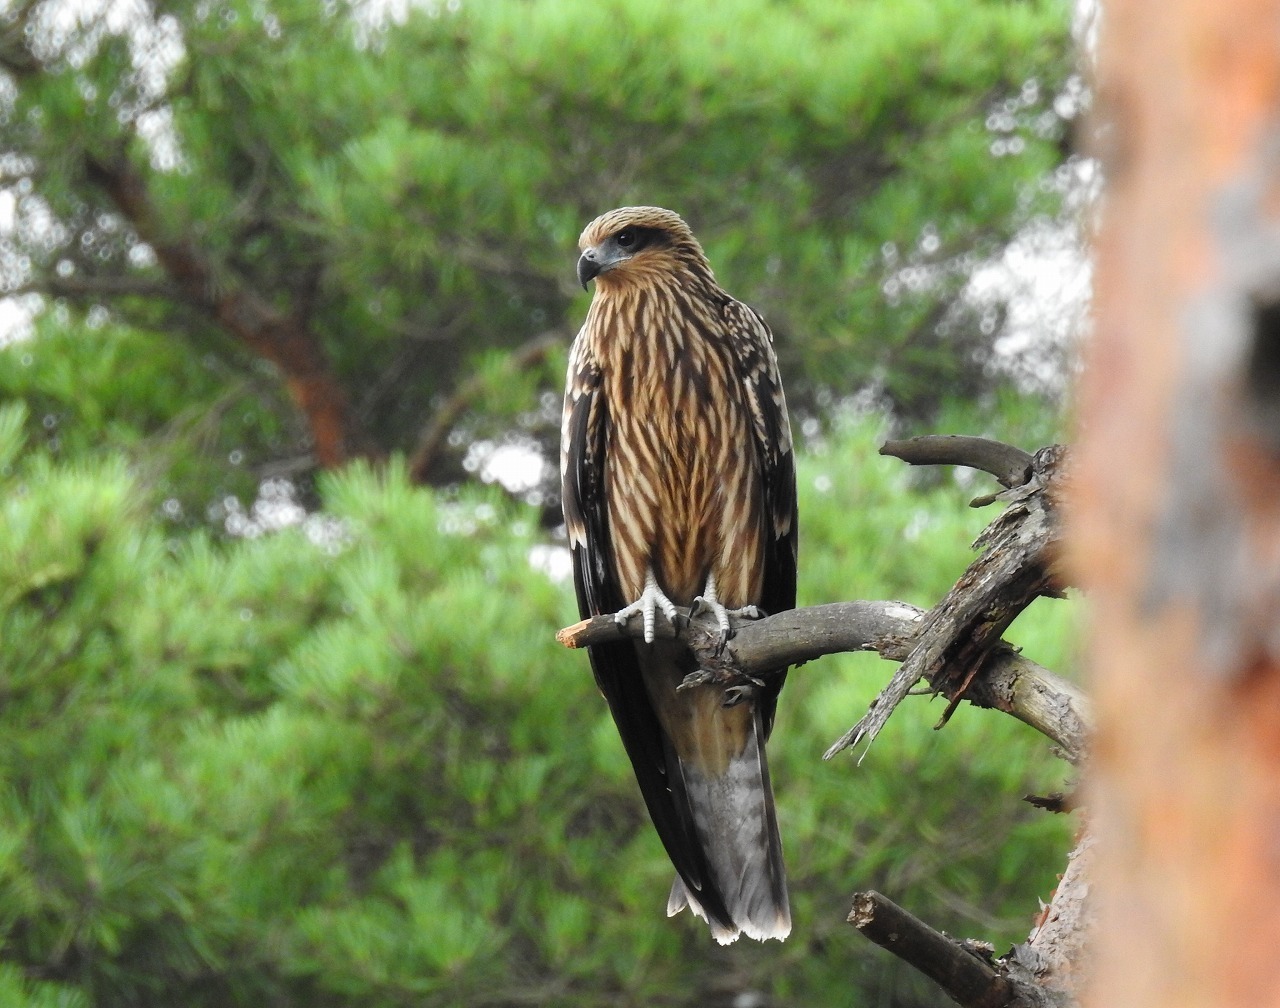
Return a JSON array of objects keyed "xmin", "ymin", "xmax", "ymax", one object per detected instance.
[
  {"xmin": 723, "ymin": 299, "xmax": 798, "ymax": 738},
  {"xmin": 561, "ymin": 337, "xmax": 733, "ymax": 926},
  {"xmin": 561, "ymin": 345, "xmax": 615, "ymax": 618}
]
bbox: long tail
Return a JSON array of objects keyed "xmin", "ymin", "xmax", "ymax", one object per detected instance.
[
  {"xmin": 590, "ymin": 635, "xmax": 790, "ymax": 943},
  {"xmin": 664, "ymin": 706, "xmax": 790, "ymax": 944}
]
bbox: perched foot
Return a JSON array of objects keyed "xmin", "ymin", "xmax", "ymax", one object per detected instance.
[
  {"xmin": 613, "ymin": 569, "xmax": 680, "ymax": 644},
  {"xmin": 692, "ymin": 574, "xmax": 765, "ymax": 644},
  {"xmin": 722, "ymin": 681, "xmax": 763, "ymax": 708},
  {"xmin": 691, "ymin": 573, "xmax": 732, "ymax": 639},
  {"xmin": 681, "ymin": 575, "xmax": 774, "ymax": 705}
]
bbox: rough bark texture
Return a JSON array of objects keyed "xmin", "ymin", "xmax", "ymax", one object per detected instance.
[
  {"xmin": 1077, "ymin": 0, "xmax": 1280, "ymax": 1004},
  {"xmin": 848, "ymin": 891, "xmax": 1023, "ymax": 1008},
  {"xmin": 558, "ymin": 599, "xmax": 1089, "ymax": 761},
  {"xmin": 825, "ymin": 443, "xmax": 1069, "ymax": 758},
  {"xmin": 1012, "ymin": 830, "xmax": 1093, "ymax": 1004}
]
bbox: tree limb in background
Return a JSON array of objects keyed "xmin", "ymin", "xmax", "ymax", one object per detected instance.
[
  {"xmin": 408, "ymin": 333, "xmax": 563, "ymax": 484},
  {"xmin": 81, "ymin": 152, "xmax": 365, "ymax": 469},
  {"xmin": 5, "ymin": 20, "xmax": 365, "ymax": 471}
]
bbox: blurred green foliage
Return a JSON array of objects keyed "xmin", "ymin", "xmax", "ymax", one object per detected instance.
[
  {"xmin": 0, "ymin": 389, "xmax": 1074, "ymax": 1006},
  {"xmin": 0, "ymin": 1, "xmax": 1080, "ymax": 1003},
  {"xmin": 2, "ymin": 0, "xmax": 1073, "ymax": 493}
]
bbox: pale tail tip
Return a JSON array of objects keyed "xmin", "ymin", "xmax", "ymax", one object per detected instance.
[
  {"xmin": 738, "ymin": 915, "xmax": 791, "ymax": 943},
  {"xmin": 668, "ymin": 876, "xmax": 790, "ymax": 944},
  {"xmin": 707, "ymin": 914, "xmax": 791, "ymax": 945}
]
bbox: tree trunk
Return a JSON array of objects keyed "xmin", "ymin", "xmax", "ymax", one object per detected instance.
[
  {"xmin": 1076, "ymin": 0, "xmax": 1280, "ymax": 1004},
  {"xmin": 84, "ymin": 153, "xmax": 363, "ymax": 470}
]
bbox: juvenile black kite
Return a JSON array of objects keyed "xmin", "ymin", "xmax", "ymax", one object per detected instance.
[{"xmin": 561, "ymin": 206, "xmax": 797, "ymax": 943}]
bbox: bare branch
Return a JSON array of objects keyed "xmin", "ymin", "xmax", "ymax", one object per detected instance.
[
  {"xmin": 963, "ymin": 649, "xmax": 1090, "ymax": 763},
  {"xmin": 557, "ymin": 600, "xmax": 1089, "ymax": 760},
  {"xmin": 826, "ymin": 444, "xmax": 1071, "ymax": 758},
  {"xmin": 881, "ymin": 434, "xmax": 1034, "ymax": 489},
  {"xmin": 848, "ymin": 891, "xmax": 1028, "ymax": 1008},
  {"xmin": 556, "ymin": 600, "xmax": 910, "ymax": 656}
]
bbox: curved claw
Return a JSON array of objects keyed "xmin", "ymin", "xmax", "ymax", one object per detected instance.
[
  {"xmin": 722, "ymin": 683, "xmax": 757, "ymax": 708},
  {"xmin": 679, "ymin": 669, "xmax": 767, "ymax": 704},
  {"xmin": 692, "ymin": 573, "xmax": 732, "ymax": 641},
  {"xmin": 692, "ymin": 575, "xmax": 766, "ymax": 644},
  {"xmin": 613, "ymin": 569, "xmax": 680, "ymax": 644}
]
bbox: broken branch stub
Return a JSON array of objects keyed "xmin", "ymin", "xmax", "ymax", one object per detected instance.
[{"xmin": 824, "ymin": 441, "xmax": 1071, "ymax": 760}]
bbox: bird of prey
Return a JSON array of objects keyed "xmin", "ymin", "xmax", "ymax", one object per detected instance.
[{"xmin": 560, "ymin": 206, "xmax": 797, "ymax": 943}]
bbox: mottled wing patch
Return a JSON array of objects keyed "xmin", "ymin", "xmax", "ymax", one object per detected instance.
[
  {"xmin": 561, "ymin": 331, "xmax": 618, "ymax": 618},
  {"xmin": 720, "ymin": 298, "xmax": 797, "ymax": 735}
]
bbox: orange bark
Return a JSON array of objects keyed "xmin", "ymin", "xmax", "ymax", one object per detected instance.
[
  {"xmin": 1076, "ymin": 0, "xmax": 1280, "ymax": 1004},
  {"xmin": 85, "ymin": 154, "xmax": 360, "ymax": 469}
]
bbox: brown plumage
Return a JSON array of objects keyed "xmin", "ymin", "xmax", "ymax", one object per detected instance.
[{"xmin": 561, "ymin": 207, "xmax": 797, "ymax": 943}]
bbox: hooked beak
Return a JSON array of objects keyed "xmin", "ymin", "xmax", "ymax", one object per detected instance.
[
  {"xmin": 576, "ymin": 244, "xmax": 627, "ymax": 290},
  {"xmin": 577, "ymin": 251, "xmax": 601, "ymax": 290}
]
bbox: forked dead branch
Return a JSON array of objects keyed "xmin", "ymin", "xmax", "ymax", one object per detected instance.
[{"xmin": 557, "ymin": 435, "xmax": 1089, "ymax": 1008}]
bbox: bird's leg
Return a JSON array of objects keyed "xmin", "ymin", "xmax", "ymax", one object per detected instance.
[
  {"xmin": 691, "ymin": 573, "xmax": 731, "ymax": 639},
  {"xmin": 684, "ymin": 574, "xmax": 770, "ymax": 703},
  {"xmin": 613, "ymin": 568, "xmax": 680, "ymax": 644},
  {"xmin": 691, "ymin": 573, "xmax": 763, "ymax": 641}
]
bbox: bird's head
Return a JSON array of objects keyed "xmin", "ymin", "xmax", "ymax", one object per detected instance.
[{"xmin": 576, "ymin": 206, "xmax": 713, "ymax": 291}]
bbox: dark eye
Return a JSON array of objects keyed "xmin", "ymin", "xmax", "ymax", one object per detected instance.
[{"xmin": 615, "ymin": 229, "xmax": 636, "ymax": 248}]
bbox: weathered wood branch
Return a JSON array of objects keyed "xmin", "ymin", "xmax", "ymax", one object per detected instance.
[
  {"xmin": 848, "ymin": 891, "xmax": 1022, "ymax": 1008},
  {"xmin": 847, "ymin": 824, "xmax": 1093, "ymax": 1008},
  {"xmin": 557, "ymin": 599, "xmax": 1090, "ymax": 761},
  {"xmin": 1011, "ymin": 829, "xmax": 1094, "ymax": 1003},
  {"xmin": 558, "ymin": 599, "xmax": 917, "ymax": 666},
  {"xmin": 849, "ymin": 439, "xmax": 1086, "ymax": 1006},
  {"xmin": 825, "ymin": 442, "xmax": 1071, "ymax": 759},
  {"xmin": 881, "ymin": 435, "xmax": 1034, "ymax": 490}
]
